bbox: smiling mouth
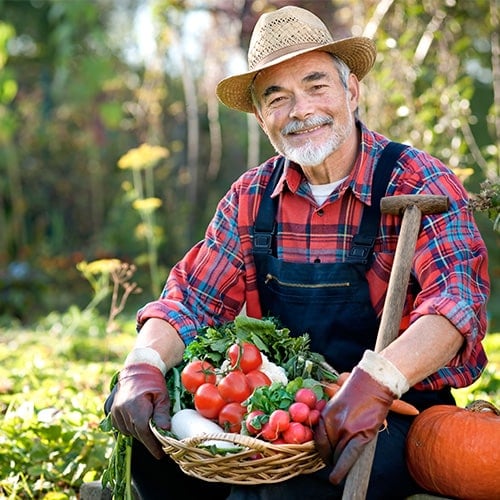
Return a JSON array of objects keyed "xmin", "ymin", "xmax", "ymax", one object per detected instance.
[{"xmin": 289, "ymin": 124, "xmax": 323, "ymax": 136}]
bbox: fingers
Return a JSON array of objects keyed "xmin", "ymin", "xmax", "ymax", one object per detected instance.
[
  {"xmin": 151, "ymin": 398, "xmax": 172, "ymax": 430},
  {"xmin": 110, "ymin": 398, "xmax": 170, "ymax": 460},
  {"xmin": 329, "ymin": 439, "xmax": 363, "ymax": 485},
  {"xmin": 313, "ymin": 417, "xmax": 333, "ymax": 465},
  {"xmin": 110, "ymin": 407, "xmax": 135, "ymax": 436},
  {"xmin": 111, "ymin": 408, "xmax": 165, "ymax": 460},
  {"xmin": 315, "ymin": 415, "xmax": 364, "ymax": 485},
  {"xmin": 134, "ymin": 418, "xmax": 165, "ymax": 460}
]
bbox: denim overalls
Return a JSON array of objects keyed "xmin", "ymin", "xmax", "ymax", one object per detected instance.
[{"xmin": 252, "ymin": 144, "xmax": 406, "ymax": 374}]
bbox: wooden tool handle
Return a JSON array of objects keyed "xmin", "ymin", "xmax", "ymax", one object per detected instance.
[
  {"xmin": 341, "ymin": 200, "xmax": 439, "ymax": 499},
  {"xmin": 381, "ymin": 194, "xmax": 449, "ymax": 216}
]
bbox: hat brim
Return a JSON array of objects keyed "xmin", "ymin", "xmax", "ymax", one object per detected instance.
[{"xmin": 216, "ymin": 36, "xmax": 376, "ymax": 113}]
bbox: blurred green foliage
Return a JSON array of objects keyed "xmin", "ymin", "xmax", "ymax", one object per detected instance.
[{"xmin": 0, "ymin": 0, "xmax": 497, "ymax": 328}]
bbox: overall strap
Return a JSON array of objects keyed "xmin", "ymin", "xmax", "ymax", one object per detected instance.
[
  {"xmin": 346, "ymin": 141, "xmax": 409, "ymax": 264},
  {"xmin": 253, "ymin": 157, "xmax": 286, "ymax": 255}
]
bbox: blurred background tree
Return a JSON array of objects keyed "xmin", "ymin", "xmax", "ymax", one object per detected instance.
[{"xmin": 0, "ymin": 0, "xmax": 498, "ymax": 328}]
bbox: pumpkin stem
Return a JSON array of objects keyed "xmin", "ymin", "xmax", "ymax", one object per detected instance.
[{"xmin": 466, "ymin": 399, "xmax": 500, "ymax": 415}]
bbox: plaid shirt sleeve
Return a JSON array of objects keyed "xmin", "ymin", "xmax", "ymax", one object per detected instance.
[
  {"xmin": 136, "ymin": 163, "xmax": 270, "ymax": 343},
  {"xmin": 385, "ymin": 147, "xmax": 489, "ymax": 390}
]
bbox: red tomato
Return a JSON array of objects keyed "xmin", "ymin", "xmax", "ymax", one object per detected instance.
[
  {"xmin": 288, "ymin": 402, "xmax": 310, "ymax": 423},
  {"xmin": 181, "ymin": 360, "xmax": 216, "ymax": 394},
  {"xmin": 218, "ymin": 402, "xmax": 247, "ymax": 433},
  {"xmin": 217, "ymin": 370, "xmax": 252, "ymax": 403},
  {"xmin": 282, "ymin": 422, "xmax": 308, "ymax": 444},
  {"xmin": 294, "ymin": 388, "xmax": 317, "ymax": 409},
  {"xmin": 194, "ymin": 382, "xmax": 226, "ymax": 419},
  {"xmin": 245, "ymin": 370, "xmax": 272, "ymax": 391},
  {"xmin": 268, "ymin": 409, "xmax": 290, "ymax": 433},
  {"xmin": 227, "ymin": 342, "xmax": 262, "ymax": 373},
  {"xmin": 245, "ymin": 410, "xmax": 266, "ymax": 435}
]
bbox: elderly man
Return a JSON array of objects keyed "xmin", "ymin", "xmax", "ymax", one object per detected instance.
[{"xmin": 108, "ymin": 6, "xmax": 489, "ymax": 499}]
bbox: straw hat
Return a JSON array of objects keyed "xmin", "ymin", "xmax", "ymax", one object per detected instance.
[{"xmin": 216, "ymin": 6, "xmax": 376, "ymax": 113}]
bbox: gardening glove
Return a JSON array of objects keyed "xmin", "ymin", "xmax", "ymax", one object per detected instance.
[
  {"xmin": 314, "ymin": 350, "xmax": 409, "ymax": 485},
  {"xmin": 110, "ymin": 349, "xmax": 170, "ymax": 460}
]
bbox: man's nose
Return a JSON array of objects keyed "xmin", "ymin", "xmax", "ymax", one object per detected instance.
[{"xmin": 289, "ymin": 93, "xmax": 314, "ymax": 121}]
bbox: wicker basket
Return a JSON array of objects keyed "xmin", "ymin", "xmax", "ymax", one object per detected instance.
[{"xmin": 150, "ymin": 421, "xmax": 326, "ymax": 484}]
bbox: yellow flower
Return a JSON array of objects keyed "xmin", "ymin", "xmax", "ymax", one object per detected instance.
[
  {"xmin": 452, "ymin": 167, "xmax": 474, "ymax": 183},
  {"xmin": 118, "ymin": 143, "xmax": 169, "ymax": 171},
  {"xmin": 77, "ymin": 259, "xmax": 122, "ymax": 276},
  {"xmin": 132, "ymin": 197, "xmax": 162, "ymax": 213}
]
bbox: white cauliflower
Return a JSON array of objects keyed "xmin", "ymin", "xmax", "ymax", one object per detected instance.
[
  {"xmin": 259, "ymin": 353, "xmax": 288, "ymax": 384},
  {"xmin": 216, "ymin": 359, "xmax": 231, "ymax": 383}
]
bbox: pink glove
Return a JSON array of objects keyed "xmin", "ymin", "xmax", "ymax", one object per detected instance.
[
  {"xmin": 110, "ymin": 363, "xmax": 171, "ymax": 459},
  {"xmin": 314, "ymin": 351, "xmax": 409, "ymax": 484}
]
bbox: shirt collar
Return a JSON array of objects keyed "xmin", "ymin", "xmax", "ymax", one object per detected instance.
[
  {"xmin": 346, "ymin": 123, "xmax": 381, "ymax": 206},
  {"xmin": 270, "ymin": 157, "xmax": 302, "ymax": 198}
]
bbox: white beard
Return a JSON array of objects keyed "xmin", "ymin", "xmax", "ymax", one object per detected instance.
[
  {"xmin": 281, "ymin": 135, "xmax": 340, "ymax": 167},
  {"xmin": 269, "ymin": 103, "xmax": 354, "ymax": 167}
]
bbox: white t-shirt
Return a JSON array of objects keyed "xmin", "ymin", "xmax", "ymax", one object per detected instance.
[{"xmin": 308, "ymin": 177, "xmax": 347, "ymax": 205}]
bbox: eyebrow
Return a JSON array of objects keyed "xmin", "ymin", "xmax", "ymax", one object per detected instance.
[
  {"xmin": 262, "ymin": 85, "xmax": 283, "ymax": 99},
  {"xmin": 261, "ymin": 71, "xmax": 329, "ymax": 100},
  {"xmin": 303, "ymin": 71, "xmax": 328, "ymax": 83}
]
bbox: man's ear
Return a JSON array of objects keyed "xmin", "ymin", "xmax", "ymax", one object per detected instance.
[
  {"xmin": 347, "ymin": 73, "xmax": 360, "ymax": 112},
  {"xmin": 253, "ymin": 109, "xmax": 268, "ymax": 134}
]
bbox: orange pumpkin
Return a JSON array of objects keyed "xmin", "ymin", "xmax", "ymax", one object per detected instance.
[{"xmin": 405, "ymin": 400, "xmax": 500, "ymax": 500}]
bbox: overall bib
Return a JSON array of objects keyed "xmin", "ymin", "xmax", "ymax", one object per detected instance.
[{"xmin": 251, "ymin": 144, "xmax": 397, "ymax": 374}]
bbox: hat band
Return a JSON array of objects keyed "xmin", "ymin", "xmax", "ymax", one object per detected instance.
[{"xmin": 253, "ymin": 42, "xmax": 330, "ymax": 71}]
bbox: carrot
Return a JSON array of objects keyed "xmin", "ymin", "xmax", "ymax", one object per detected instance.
[
  {"xmin": 322, "ymin": 371, "xmax": 350, "ymax": 397},
  {"xmin": 337, "ymin": 372, "xmax": 350, "ymax": 386},
  {"xmin": 323, "ymin": 372, "xmax": 420, "ymax": 416},
  {"xmin": 389, "ymin": 399, "xmax": 419, "ymax": 416},
  {"xmin": 324, "ymin": 382, "xmax": 341, "ymax": 398}
]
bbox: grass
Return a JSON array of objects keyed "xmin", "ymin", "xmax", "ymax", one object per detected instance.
[
  {"xmin": 0, "ymin": 307, "xmax": 498, "ymax": 499},
  {"xmin": 0, "ymin": 308, "xmax": 135, "ymax": 499},
  {"xmin": 452, "ymin": 330, "xmax": 500, "ymax": 407}
]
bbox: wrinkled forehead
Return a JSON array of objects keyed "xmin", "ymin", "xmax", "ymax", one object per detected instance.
[{"xmin": 252, "ymin": 51, "xmax": 340, "ymax": 94}]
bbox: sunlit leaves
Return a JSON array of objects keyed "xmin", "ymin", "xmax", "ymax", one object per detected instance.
[{"xmin": 0, "ymin": 324, "xmax": 133, "ymax": 497}]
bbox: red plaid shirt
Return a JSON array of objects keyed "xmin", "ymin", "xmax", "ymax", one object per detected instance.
[{"xmin": 138, "ymin": 123, "xmax": 490, "ymax": 391}]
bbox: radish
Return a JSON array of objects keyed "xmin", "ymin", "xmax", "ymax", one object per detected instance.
[
  {"xmin": 288, "ymin": 402, "xmax": 310, "ymax": 423},
  {"xmin": 268, "ymin": 409, "xmax": 290, "ymax": 433},
  {"xmin": 294, "ymin": 388, "xmax": 317, "ymax": 409},
  {"xmin": 282, "ymin": 422, "xmax": 308, "ymax": 444}
]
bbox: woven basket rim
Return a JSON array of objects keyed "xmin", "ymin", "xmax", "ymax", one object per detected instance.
[{"xmin": 150, "ymin": 420, "xmax": 326, "ymax": 484}]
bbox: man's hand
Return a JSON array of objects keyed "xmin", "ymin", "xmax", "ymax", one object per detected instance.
[
  {"xmin": 110, "ymin": 363, "xmax": 171, "ymax": 459},
  {"xmin": 314, "ymin": 350, "xmax": 409, "ymax": 484}
]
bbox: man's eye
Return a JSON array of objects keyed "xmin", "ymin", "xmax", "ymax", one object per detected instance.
[{"xmin": 269, "ymin": 96, "xmax": 285, "ymax": 106}]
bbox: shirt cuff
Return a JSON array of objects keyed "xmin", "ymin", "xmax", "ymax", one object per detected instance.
[
  {"xmin": 358, "ymin": 350, "xmax": 410, "ymax": 398},
  {"xmin": 125, "ymin": 347, "xmax": 167, "ymax": 376}
]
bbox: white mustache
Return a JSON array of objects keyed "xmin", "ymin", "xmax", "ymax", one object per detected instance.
[{"xmin": 281, "ymin": 115, "xmax": 333, "ymax": 135}]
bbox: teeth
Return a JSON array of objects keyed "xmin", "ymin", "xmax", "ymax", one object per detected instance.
[{"xmin": 293, "ymin": 125, "xmax": 321, "ymax": 135}]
